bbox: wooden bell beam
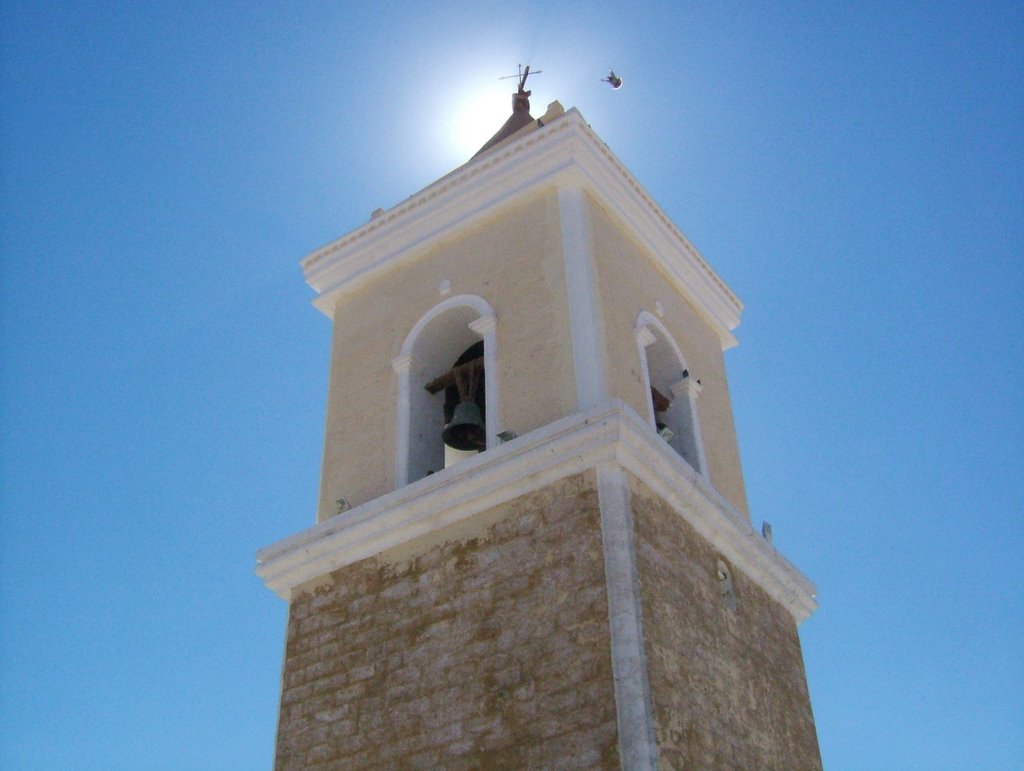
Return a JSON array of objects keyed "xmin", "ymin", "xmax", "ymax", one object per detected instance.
[
  {"xmin": 424, "ymin": 356, "xmax": 484, "ymax": 395},
  {"xmin": 651, "ymin": 386, "xmax": 671, "ymax": 413}
]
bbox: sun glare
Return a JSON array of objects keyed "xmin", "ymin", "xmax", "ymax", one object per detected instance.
[{"xmin": 444, "ymin": 83, "xmax": 513, "ymax": 165}]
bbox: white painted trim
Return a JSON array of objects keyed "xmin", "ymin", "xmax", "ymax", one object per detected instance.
[
  {"xmin": 635, "ymin": 325, "xmax": 657, "ymax": 349},
  {"xmin": 256, "ymin": 400, "xmax": 818, "ymax": 624},
  {"xmin": 397, "ymin": 294, "xmax": 496, "ymax": 360},
  {"xmin": 390, "ymin": 353, "xmax": 415, "ymax": 488},
  {"xmin": 634, "ymin": 324, "xmax": 658, "ymax": 428},
  {"xmin": 597, "ymin": 465, "xmax": 658, "ymax": 770},
  {"xmin": 299, "ymin": 109, "xmax": 742, "ymax": 349},
  {"xmin": 635, "ymin": 311, "xmax": 688, "ymax": 380},
  {"xmin": 611, "ymin": 412, "xmax": 817, "ymax": 622},
  {"xmin": 560, "ymin": 186, "xmax": 607, "ymax": 410},
  {"xmin": 670, "ymin": 376, "xmax": 708, "ymax": 480}
]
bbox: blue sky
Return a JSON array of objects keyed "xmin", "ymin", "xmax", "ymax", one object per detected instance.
[{"xmin": 1, "ymin": 2, "xmax": 1021, "ymax": 769}]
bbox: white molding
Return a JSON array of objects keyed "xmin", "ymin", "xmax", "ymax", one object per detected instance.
[
  {"xmin": 634, "ymin": 311, "xmax": 689, "ymax": 380},
  {"xmin": 256, "ymin": 400, "xmax": 818, "ymax": 624},
  {"xmin": 391, "ymin": 353, "xmax": 414, "ymax": 488},
  {"xmin": 390, "ymin": 353, "xmax": 415, "ymax": 373},
  {"xmin": 635, "ymin": 325, "xmax": 657, "ymax": 349},
  {"xmin": 598, "ymin": 465, "xmax": 658, "ymax": 769},
  {"xmin": 397, "ymin": 294, "xmax": 495, "ymax": 360},
  {"xmin": 299, "ymin": 109, "xmax": 742, "ymax": 349},
  {"xmin": 611, "ymin": 413, "xmax": 816, "ymax": 622},
  {"xmin": 466, "ymin": 315, "xmax": 497, "ymax": 335},
  {"xmin": 634, "ymin": 330, "xmax": 657, "ymax": 431},
  {"xmin": 559, "ymin": 186, "xmax": 607, "ymax": 410},
  {"xmin": 669, "ymin": 376, "xmax": 708, "ymax": 479}
]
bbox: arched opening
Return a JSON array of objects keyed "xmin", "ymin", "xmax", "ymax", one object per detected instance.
[
  {"xmin": 635, "ymin": 312, "xmax": 707, "ymax": 476},
  {"xmin": 393, "ymin": 296, "xmax": 499, "ymax": 487}
]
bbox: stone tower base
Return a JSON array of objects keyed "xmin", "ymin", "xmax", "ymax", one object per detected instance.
[{"xmin": 273, "ymin": 471, "xmax": 819, "ymax": 769}]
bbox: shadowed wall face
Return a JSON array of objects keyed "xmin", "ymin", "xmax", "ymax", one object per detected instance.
[{"xmin": 632, "ymin": 481, "xmax": 821, "ymax": 770}]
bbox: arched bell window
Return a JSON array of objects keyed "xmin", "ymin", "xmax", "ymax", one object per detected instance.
[
  {"xmin": 393, "ymin": 296, "xmax": 499, "ymax": 487},
  {"xmin": 635, "ymin": 311, "xmax": 707, "ymax": 477}
]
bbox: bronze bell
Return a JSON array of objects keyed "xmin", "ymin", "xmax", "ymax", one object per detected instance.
[{"xmin": 442, "ymin": 401, "xmax": 486, "ymax": 451}]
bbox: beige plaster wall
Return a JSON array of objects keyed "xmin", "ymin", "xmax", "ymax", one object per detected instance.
[
  {"xmin": 631, "ymin": 479, "xmax": 821, "ymax": 770},
  {"xmin": 276, "ymin": 474, "xmax": 620, "ymax": 769},
  {"xmin": 317, "ymin": 189, "xmax": 577, "ymax": 520},
  {"xmin": 587, "ymin": 197, "xmax": 750, "ymax": 516}
]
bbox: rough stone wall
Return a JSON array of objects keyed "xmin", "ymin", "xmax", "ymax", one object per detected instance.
[
  {"xmin": 275, "ymin": 474, "xmax": 620, "ymax": 769},
  {"xmin": 631, "ymin": 483, "xmax": 821, "ymax": 770}
]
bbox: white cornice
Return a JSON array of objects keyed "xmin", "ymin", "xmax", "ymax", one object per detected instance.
[
  {"xmin": 255, "ymin": 400, "xmax": 817, "ymax": 623},
  {"xmin": 300, "ymin": 109, "xmax": 742, "ymax": 348}
]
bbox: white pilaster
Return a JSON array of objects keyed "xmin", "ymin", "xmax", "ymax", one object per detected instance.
[
  {"xmin": 597, "ymin": 464, "xmax": 658, "ymax": 770},
  {"xmin": 559, "ymin": 186, "xmax": 607, "ymax": 410},
  {"xmin": 671, "ymin": 376, "xmax": 708, "ymax": 481},
  {"xmin": 391, "ymin": 353, "xmax": 416, "ymax": 487},
  {"xmin": 634, "ymin": 324, "xmax": 658, "ymax": 426}
]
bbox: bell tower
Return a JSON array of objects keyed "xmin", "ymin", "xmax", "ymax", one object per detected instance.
[{"xmin": 258, "ymin": 78, "xmax": 821, "ymax": 769}]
